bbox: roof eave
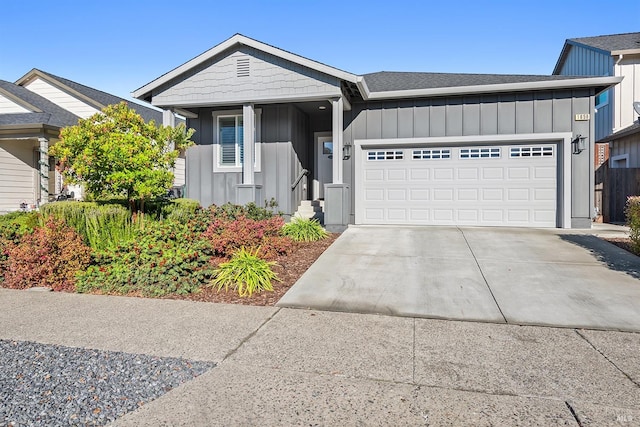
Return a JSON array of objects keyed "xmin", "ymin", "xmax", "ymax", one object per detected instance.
[
  {"xmin": 16, "ymin": 69, "xmax": 106, "ymax": 111},
  {"xmin": 364, "ymin": 76, "xmax": 624, "ymax": 101},
  {"xmin": 132, "ymin": 34, "xmax": 359, "ymax": 100}
]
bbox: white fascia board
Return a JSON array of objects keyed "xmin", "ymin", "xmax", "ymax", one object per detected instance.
[
  {"xmin": 356, "ymin": 76, "xmax": 371, "ymax": 100},
  {"xmin": 151, "ymin": 91, "xmax": 343, "ymax": 109},
  {"xmin": 133, "ymin": 34, "xmax": 359, "ymax": 100},
  {"xmin": 611, "ymin": 48, "xmax": 640, "ymax": 56},
  {"xmin": 364, "ymin": 76, "xmax": 624, "ymax": 101}
]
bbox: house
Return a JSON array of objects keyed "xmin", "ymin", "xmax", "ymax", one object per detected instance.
[
  {"xmin": 133, "ymin": 34, "xmax": 621, "ymax": 231},
  {"xmin": 0, "ymin": 70, "xmax": 166, "ymax": 214},
  {"xmin": 553, "ymin": 32, "xmax": 640, "ymax": 142}
]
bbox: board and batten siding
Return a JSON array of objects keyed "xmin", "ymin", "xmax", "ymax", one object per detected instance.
[
  {"xmin": 186, "ymin": 105, "xmax": 309, "ymax": 215},
  {"xmin": 0, "ymin": 94, "xmax": 30, "ymax": 113},
  {"xmin": 610, "ymin": 134, "xmax": 640, "ymax": 168},
  {"xmin": 344, "ymin": 90, "xmax": 594, "ymax": 225},
  {"xmin": 0, "ymin": 140, "xmax": 36, "ymax": 213},
  {"xmin": 556, "ymin": 44, "xmax": 614, "ymax": 141},
  {"xmin": 152, "ymin": 45, "xmax": 342, "ymax": 106},
  {"xmin": 22, "ymin": 77, "xmax": 98, "ymax": 119},
  {"xmin": 614, "ymin": 55, "xmax": 640, "ymax": 131}
]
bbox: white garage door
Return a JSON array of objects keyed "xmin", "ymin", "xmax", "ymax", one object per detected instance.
[{"xmin": 358, "ymin": 144, "xmax": 557, "ymax": 227}]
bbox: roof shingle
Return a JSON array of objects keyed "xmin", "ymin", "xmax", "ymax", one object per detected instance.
[
  {"xmin": 570, "ymin": 32, "xmax": 640, "ymax": 52},
  {"xmin": 363, "ymin": 72, "xmax": 586, "ymax": 92}
]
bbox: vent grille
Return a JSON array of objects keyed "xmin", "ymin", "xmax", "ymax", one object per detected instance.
[{"xmin": 237, "ymin": 58, "xmax": 250, "ymax": 77}]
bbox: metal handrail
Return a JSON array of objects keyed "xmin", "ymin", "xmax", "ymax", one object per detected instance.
[{"xmin": 291, "ymin": 169, "xmax": 310, "ymax": 190}]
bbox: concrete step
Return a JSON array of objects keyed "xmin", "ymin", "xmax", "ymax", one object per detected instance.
[{"xmin": 292, "ymin": 200, "xmax": 325, "ymax": 224}]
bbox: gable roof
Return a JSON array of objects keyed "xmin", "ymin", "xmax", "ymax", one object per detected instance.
[
  {"xmin": 0, "ymin": 80, "xmax": 79, "ymax": 128},
  {"xmin": 553, "ymin": 32, "xmax": 640, "ymax": 75},
  {"xmin": 16, "ymin": 69, "xmax": 163, "ymax": 123},
  {"xmin": 569, "ymin": 32, "xmax": 640, "ymax": 53},
  {"xmin": 135, "ymin": 34, "xmax": 623, "ymax": 104},
  {"xmin": 133, "ymin": 33, "xmax": 359, "ymax": 101}
]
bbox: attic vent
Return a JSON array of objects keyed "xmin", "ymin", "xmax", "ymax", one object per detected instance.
[{"xmin": 237, "ymin": 58, "xmax": 250, "ymax": 77}]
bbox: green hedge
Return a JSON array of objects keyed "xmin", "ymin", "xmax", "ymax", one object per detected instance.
[{"xmin": 625, "ymin": 196, "xmax": 640, "ymax": 251}]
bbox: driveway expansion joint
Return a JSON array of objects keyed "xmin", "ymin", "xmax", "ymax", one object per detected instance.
[{"xmin": 457, "ymin": 227, "xmax": 508, "ymax": 324}]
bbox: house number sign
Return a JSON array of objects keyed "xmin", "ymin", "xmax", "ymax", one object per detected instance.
[{"xmin": 575, "ymin": 113, "xmax": 590, "ymax": 121}]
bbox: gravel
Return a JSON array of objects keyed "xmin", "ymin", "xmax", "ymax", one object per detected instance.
[{"xmin": 0, "ymin": 339, "xmax": 215, "ymax": 426}]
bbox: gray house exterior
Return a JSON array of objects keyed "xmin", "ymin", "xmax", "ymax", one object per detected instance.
[
  {"xmin": 134, "ymin": 34, "xmax": 621, "ymax": 230},
  {"xmin": 554, "ymin": 32, "xmax": 640, "ymax": 142}
]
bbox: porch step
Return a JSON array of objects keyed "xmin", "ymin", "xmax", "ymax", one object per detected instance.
[{"xmin": 292, "ymin": 200, "xmax": 324, "ymax": 224}]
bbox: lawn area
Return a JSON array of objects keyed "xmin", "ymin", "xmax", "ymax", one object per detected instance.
[{"xmin": 0, "ymin": 200, "xmax": 336, "ymax": 306}]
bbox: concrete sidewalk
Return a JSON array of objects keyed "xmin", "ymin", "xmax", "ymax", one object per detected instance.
[{"xmin": 1, "ymin": 289, "xmax": 639, "ymax": 426}]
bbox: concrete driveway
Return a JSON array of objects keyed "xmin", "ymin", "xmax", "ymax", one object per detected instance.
[{"xmin": 278, "ymin": 226, "xmax": 640, "ymax": 332}]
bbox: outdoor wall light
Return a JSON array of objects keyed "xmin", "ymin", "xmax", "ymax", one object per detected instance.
[
  {"xmin": 572, "ymin": 135, "xmax": 587, "ymax": 154},
  {"xmin": 343, "ymin": 144, "xmax": 352, "ymax": 160}
]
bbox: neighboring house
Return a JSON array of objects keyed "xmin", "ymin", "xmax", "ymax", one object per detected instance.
[
  {"xmin": 134, "ymin": 34, "xmax": 621, "ymax": 230},
  {"xmin": 553, "ymin": 32, "xmax": 640, "ymax": 142},
  {"xmin": 0, "ymin": 70, "xmax": 167, "ymax": 214}
]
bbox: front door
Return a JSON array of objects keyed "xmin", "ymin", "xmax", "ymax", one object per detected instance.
[{"xmin": 314, "ymin": 136, "xmax": 333, "ymax": 199}]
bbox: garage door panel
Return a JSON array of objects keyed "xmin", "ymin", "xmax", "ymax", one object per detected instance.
[
  {"xmin": 409, "ymin": 168, "xmax": 429, "ymax": 180},
  {"xmin": 360, "ymin": 144, "xmax": 557, "ymax": 227}
]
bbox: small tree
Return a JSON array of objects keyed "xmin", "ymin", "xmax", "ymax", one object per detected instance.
[{"xmin": 50, "ymin": 102, "xmax": 194, "ymax": 212}]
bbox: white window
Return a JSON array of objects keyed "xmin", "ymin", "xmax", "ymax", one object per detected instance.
[
  {"xmin": 412, "ymin": 149, "xmax": 450, "ymax": 159},
  {"xmin": 367, "ymin": 150, "xmax": 404, "ymax": 161},
  {"xmin": 510, "ymin": 146, "xmax": 554, "ymax": 158},
  {"xmin": 460, "ymin": 147, "xmax": 500, "ymax": 159},
  {"xmin": 212, "ymin": 109, "xmax": 261, "ymax": 172}
]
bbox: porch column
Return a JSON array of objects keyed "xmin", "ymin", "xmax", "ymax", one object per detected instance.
[
  {"xmin": 236, "ymin": 103, "xmax": 260, "ymax": 205},
  {"xmin": 242, "ymin": 103, "xmax": 255, "ymax": 185},
  {"xmin": 325, "ymin": 97, "xmax": 349, "ymax": 232},
  {"xmin": 331, "ymin": 97, "xmax": 344, "ymax": 184},
  {"xmin": 162, "ymin": 109, "xmax": 176, "ymax": 127},
  {"xmin": 38, "ymin": 137, "xmax": 49, "ymax": 206}
]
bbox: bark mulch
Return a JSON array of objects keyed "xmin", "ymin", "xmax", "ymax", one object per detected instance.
[{"xmin": 165, "ymin": 233, "xmax": 339, "ymax": 306}]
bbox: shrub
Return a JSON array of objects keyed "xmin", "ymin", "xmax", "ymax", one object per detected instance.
[
  {"xmin": 203, "ymin": 215, "xmax": 292, "ymax": 259},
  {"xmin": 76, "ymin": 218, "xmax": 214, "ymax": 297},
  {"xmin": 0, "ymin": 211, "xmax": 40, "ymax": 242},
  {"xmin": 84, "ymin": 205, "xmax": 134, "ymax": 251},
  {"xmin": 162, "ymin": 198, "xmax": 202, "ymax": 222},
  {"xmin": 41, "ymin": 202, "xmax": 134, "ymax": 250},
  {"xmin": 1, "ymin": 217, "xmax": 91, "ymax": 291},
  {"xmin": 281, "ymin": 217, "xmax": 328, "ymax": 242},
  {"xmin": 208, "ymin": 202, "xmax": 275, "ymax": 221},
  {"xmin": 625, "ymin": 196, "xmax": 640, "ymax": 251},
  {"xmin": 212, "ymin": 247, "xmax": 279, "ymax": 297}
]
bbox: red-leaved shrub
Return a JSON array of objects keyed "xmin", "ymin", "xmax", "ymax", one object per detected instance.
[
  {"xmin": 1, "ymin": 217, "xmax": 91, "ymax": 291},
  {"xmin": 203, "ymin": 215, "xmax": 292, "ymax": 259}
]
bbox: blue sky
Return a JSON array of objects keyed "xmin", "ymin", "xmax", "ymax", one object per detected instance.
[{"xmin": 1, "ymin": 0, "xmax": 638, "ymax": 102}]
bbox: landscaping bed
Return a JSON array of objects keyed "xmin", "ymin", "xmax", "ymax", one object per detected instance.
[
  {"xmin": 603, "ymin": 237, "xmax": 640, "ymax": 257},
  {"xmin": 0, "ymin": 201, "xmax": 338, "ymax": 307}
]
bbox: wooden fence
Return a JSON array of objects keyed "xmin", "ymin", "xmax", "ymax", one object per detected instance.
[{"xmin": 596, "ymin": 163, "xmax": 640, "ymax": 223}]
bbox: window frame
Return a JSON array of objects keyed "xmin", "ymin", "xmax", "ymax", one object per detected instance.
[
  {"xmin": 595, "ymin": 90, "xmax": 609, "ymax": 111},
  {"xmin": 212, "ymin": 109, "xmax": 262, "ymax": 173}
]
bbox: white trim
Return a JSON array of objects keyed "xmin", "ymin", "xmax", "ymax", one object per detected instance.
[
  {"xmin": 314, "ymin": 132, "xmax": 332, "ymax": 199},
  {"xmin": 332, "ymin": 97, "xmax": 344, "ymax": 184},
  {"xmin": 134, "ymin": 34, "xmax": 358, "ymax": 99},
  {"xmin": 362, "ymin": 76, "xmax": 623, "ymax": 101},
  {"xmin": 354, "ymin": 132, "xmax": 573, "ymax": 229},
  {"xmin": 151, "ymin": 92, "xmax": 342, "ymax": 109},
  {"xmin": 242, "ymin": 103, "xmax": 255, "ymax": 184},
  {"xmin": 212, "ymin": 109, "xmax": 262, "ymax": 173},
  {"xmin": 610, "ymin": 153, "xmax": 629, "ymax": 168}
]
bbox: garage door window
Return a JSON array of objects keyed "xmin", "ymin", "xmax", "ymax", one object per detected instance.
[
  {"xmin": 412, "ymin": 149, "xmax": 451, "ymax": 160},
  {"xmin": 460, "ymin": 147, "xmax": 500, "ymax": 159},
  {"xmin": 367, "ymin": 151, "xmax": 404, "ymax": 161},
  {"xmin": 510, "ymin": 146, "xmax": 554, "ymax": 158}
]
